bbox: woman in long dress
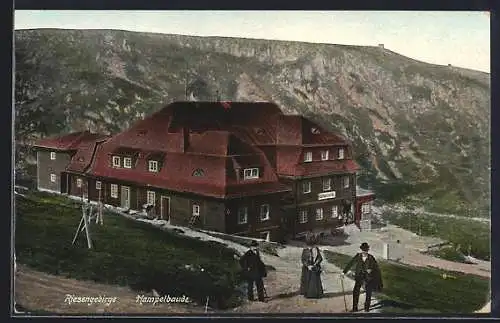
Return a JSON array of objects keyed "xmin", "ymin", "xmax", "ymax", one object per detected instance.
[{"xmin": 299, "ymin": 234, "xmax": 324, "ymax": 298}]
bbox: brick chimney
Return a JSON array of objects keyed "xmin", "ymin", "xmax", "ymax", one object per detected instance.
[{"xmin": 182, "ymin": 126, "xmax": 190, "ymax": 152}]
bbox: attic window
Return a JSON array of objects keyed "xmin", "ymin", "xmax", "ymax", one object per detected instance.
[
  {"xmin": 243, "ymin": 168, "xmax": 259, "ymax": 180},
  {"xmin": 311, "ymin": 127, "xmax": 321, "ymax": 134},
  {"xmin": 192, "ymin": 169, "xmax": 205, "ymax": 177},
  {"xmin": 148, "ymin": 160, "xmax": 159, "ymax": 172}
]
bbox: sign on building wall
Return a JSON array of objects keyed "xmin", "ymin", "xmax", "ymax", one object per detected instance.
[{"xmin": 318, "ymin": 191, "xmax": 336, "ymax": 200}]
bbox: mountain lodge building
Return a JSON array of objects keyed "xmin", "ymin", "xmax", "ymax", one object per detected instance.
[{"xmin": 33, "ymin": 101, "xmax": 375, "ymax": 242}]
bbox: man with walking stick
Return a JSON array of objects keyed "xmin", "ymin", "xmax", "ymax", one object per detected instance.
[{"xmin": 341, "ymin": 242, "xmax": 383, "ymax": 312}]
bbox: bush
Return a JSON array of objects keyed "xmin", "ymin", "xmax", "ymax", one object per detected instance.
[
  {"xmin": 324, "ymin": 251, "xmax": 489, "ymax": 313},
  {"xmin": 15, "ymin": 192, "xmax": 244, "ymax": 309}
]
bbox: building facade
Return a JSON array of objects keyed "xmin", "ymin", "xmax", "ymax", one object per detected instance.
[{"xmin": 33, "ymin": 101, "xmax": 375, "ymax": 242}]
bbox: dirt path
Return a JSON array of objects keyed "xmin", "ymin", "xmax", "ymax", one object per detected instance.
[
  {"xmin": 226, "ymin": 269, "xmax": 373, "ymax": 314},
  {"xmin": 15, "ymin": 265, "xmax": 208, "ymax": 314},
  {"xmin": 403, "ymin": 249, "xmax": 490, "ymax": 278}
]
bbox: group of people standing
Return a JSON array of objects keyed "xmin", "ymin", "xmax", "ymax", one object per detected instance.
[{"xmin": 239, "ymin": 236, "xmax": 384, "ymax": 312}]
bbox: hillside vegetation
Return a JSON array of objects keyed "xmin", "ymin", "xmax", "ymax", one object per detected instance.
[{"xmin": 15, "ymin": 29, "xmax": 490, "ymax": 215}]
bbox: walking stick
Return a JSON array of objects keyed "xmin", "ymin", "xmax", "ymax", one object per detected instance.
[{"xmin": 340, "ymin": 275, "xmax": 348, "ymax": 312}]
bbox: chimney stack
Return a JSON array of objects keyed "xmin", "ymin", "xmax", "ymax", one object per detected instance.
[{"xmin": 182, "ymin": 126, "xmax": 190, "ymax": 152}]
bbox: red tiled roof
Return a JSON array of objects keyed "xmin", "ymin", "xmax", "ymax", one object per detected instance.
[
  {"xmin": 66, "ymin": 135, "xmax": 110, "ymax": 173},
  {"xmin": 280, "ymin": 159, "xmax": 361, "ymax": 177},
  {"xmin": 33, "ymin": 131, "xmax": 104, "ymax": 151},
  {"xmin": 225, "ymin": 182, "xmax": 291, "ymax": 198},
  {"xmin": 39, "ymin": 101, "xmax": 363, "ymax": 198}
]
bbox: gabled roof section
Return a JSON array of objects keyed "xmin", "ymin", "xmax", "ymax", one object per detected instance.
[
  {"xmin": 301, "ymin": 117, "xmax": 348, "ymax": 145},
  {"xmin": 33, "ymin": 131, "xmax": 105, "ymax": 151},
  {"xmin": 65, "ymin": 134, "xmax": 110, "ymax": 173},
  {"xmin": 279, "ymin": 159, "xmax": 361, "ymax": 177},
  {"xmin": 356, "ymin": 186, "xmax": 375, "ymax": 198}
]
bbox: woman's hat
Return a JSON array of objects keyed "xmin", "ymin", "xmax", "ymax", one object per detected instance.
[
  {"xmin": 250, "ymin": 240, "xmax": 259, "ymax": 247},
  {"xmin": 360, "ymin": 242, "xmax": 370, "ymax": 251}
]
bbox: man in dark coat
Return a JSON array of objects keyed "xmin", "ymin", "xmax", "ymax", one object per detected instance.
[
  {"xmin": 239, "ymin": 240, "xmax": 267, "ymax": 302},
  {"xmin": 341, "ymin": 242, "xmax": 383, "ymax": 312}
]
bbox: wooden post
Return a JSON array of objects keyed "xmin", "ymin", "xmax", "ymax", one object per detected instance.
[
  {"xmin": 83, "ymin": 205, "xmax": 93, "ymax": 249},
  {"xmin": 98, "ymin": 187, "xmax": 103, "ymax": 225}
]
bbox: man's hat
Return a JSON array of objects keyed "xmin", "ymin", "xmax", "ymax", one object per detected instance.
[
  {"xmin": 360, "ymin": 242, "xmax": 370, "ymax": 251},
  {"xmin": 250, "ymin": 240, "xmax": 259, "ymax": 247}
]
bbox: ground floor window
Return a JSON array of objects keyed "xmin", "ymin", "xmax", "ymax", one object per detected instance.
[
  {"xmin": 192, "ymin": 203, "xmax": 200, "ymax": 216},
  {"xmin": 76, "ymin": 178, "xmax": 83, "ymax": 188},
  {"xmin": 361, "ymin": 203, "xmax": 371, "ymax": 214},
  {"xmin": 95, "ymin": 181, "xmax": 102, "ymax": 190},
  {"xmin": 238, "ymin": 207, "xmax": 248, "ymax": 224},
  {"xmin": 260, "ymin": 204, "xmax": 270, "ymax": 221},
  {"xmin": 299, "ymin": 209, "xmax": 308, "ymax": 223},
  {"xmin": 331, "ymin": 205, "xmax": 338, "ymax": 218},
  {"xmin": 110, "ymin": 184, "xmax": 118, "ymax": 198},
  {"xmin": 50, "ymin": 174, "xmax": 57, "ymax": 183},
  {"xmin": 147, "ymin": 191, "xmax": 156, "ymax": 206},
  {"xmin": 315, "ymin": 208, "xmax": 324, "ymax": 221}
]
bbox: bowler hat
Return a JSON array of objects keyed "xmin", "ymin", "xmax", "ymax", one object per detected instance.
[
  {"xmin": 360, "ymin": 242, "xmax": 370, "ymax": 251},
  {"xmin": 250, "ymin": 240, "xmax": 259, "ymax": 247}
]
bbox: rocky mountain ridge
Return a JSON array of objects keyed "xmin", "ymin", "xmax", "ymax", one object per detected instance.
[{"xmin": 14, "ymin": 28, "xmax": 491, "ymax": 216}]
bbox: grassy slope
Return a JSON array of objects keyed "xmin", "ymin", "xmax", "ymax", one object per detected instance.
[
  {"xmin": 381, "ymin": 211, "xmax": 490, "ymax": 261},
  {"xmin": 15, "ymin": 191, "xmax": 244, "ymax": 309},
  {"xmin": 324, "ymin": 251, "xmax": 489, "ymax": 314}
]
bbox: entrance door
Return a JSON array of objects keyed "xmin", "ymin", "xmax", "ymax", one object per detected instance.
[
  {"xmin": 60, "ymin": 173, "xmax": 68, "ymax": 194},
  {"xmin": 121, "ymin": 186, "xmax": 130, "ymax": 209},
  {"xmin": 160, "ymin": 196, "xmax": 170, "ymax": 222}
]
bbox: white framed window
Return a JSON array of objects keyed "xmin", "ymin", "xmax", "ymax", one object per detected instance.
[
  {"xmin": 321, "ymin": 150, "xmax": 329, "ymax": 161},
  {"xmin": 311, "ymin": 127, "xmax": 320, "ymax": 134},
  {"xmin": 50, "ymin": 152, "xmax": 56, "ymax": 160},
  {"xmin": 76, "ymin": 178, "xmax": 83, "ymax": 188},
  {"xmin": 148, "ymin": 160, "xmax": 159, "ymax": 172},
  {"xmin": 96, "ymin": 181, "xmax": 102, "ymax": 190},
  {"xmin": 123, "ymin": 157, "xmax": 132, "ymax": 169},
  {"xmin": 331, "ymin": 205, "xmax": 339, "ymax": 218},
  {"xmin": 338, "ymin": 148, "xmax": 345, "ymax": 160},
  {"xmin": 192, "ymin": 204, "xmax": 200, "ymax": 216},
  {"xmin": 343, "ymin": 176, "xmax": 350, "ymax": 188},
  {"xmin": 315, "ymin": 208, "xmax": 324, "ymax": 221},
  {"xmin": 260, "ymin": 204, "xmax": 270, "ymax": 221},
  {"xmin": 322, "ymin": 178, "xmax": 331, "ymax": 191},
  {"xmin": 304, "ymin": 151, "xmax": 312, "ymax": 162},
  {"xmin": 147, "ymin": 190, "xmax": 156, "ymax": 206},
  {"xmin": 302, "ymin": 181, "xmax": 311, "ymax": 194},
  {"xmin": 238, "ymin": 207, "xmax": 248, "ymax": 224},
  {"xmin": 243, "ymin": 168, "xmax": 259, "ymax": 179},
  {"xmin": 112, "ymin": 156, "xmax": 121, "ymax": 167},
  {"xmin": 50, "ymin": 173, "xmax": 57, "ymax": 183},
  {"xmin": 362, "ymin": 203, "xmax": 371, "ymax": 214},
  {"xmin": 299, "ymin": 209, "xmax": 308, "ymax": 224},
  {"xmin": 110, "ymin": 184, "xmax": 118, "ymax": 198}
]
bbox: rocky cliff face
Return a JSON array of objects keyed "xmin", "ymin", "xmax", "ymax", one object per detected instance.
[{"xmin": 14, "ymin": 28, "xmax": 491, "ymax": 216}]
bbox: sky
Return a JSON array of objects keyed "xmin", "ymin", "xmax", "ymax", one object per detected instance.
[{"xmin": 14, "ymin": 10, "xmax": 490, "ymax": 73}]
